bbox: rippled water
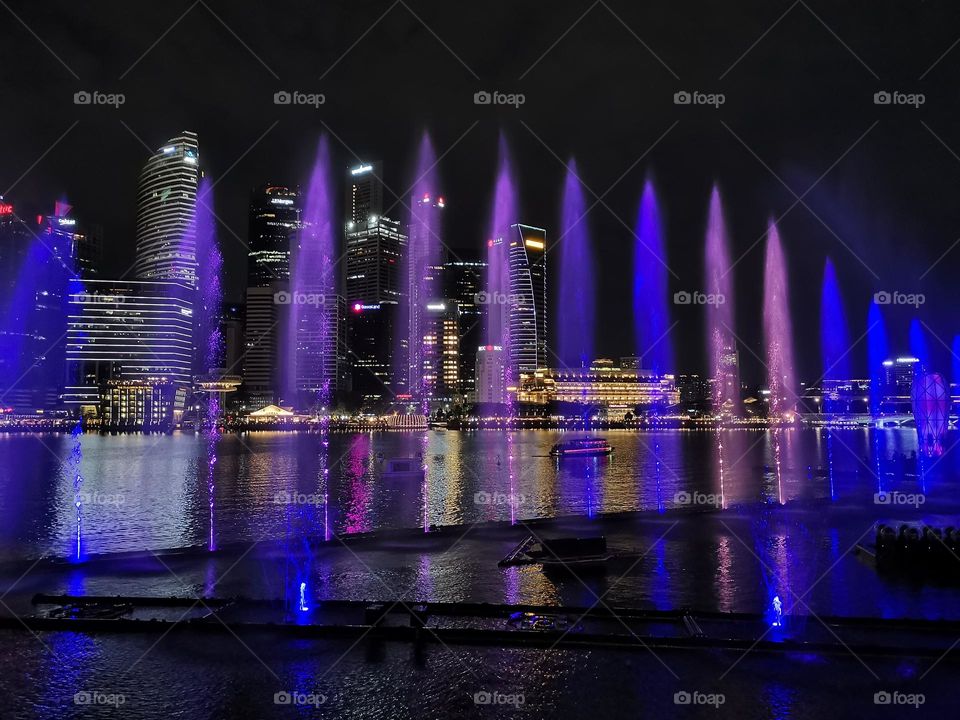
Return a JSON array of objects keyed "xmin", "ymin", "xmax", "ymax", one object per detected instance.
[{"xmin": 0, "ymin": 427, "xmax": 955, "ymax": 560}]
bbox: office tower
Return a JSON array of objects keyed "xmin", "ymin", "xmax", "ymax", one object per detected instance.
[
  {"xmin": 243, "ymin": 286, "xmax": 283, "ymax": 409},
  {"xmin": 243, "ymin": 185, "xmax": 300, "ymax": 409},
  {"xmin": 38, "ymin": 201, "xmax": 102, "ymax": 279},
  {"xmin": 134, "ymin": 131, "xmax": 200, "ymax": 285},
  {"xmin": 64, "ymin": 280, "xmax": 194, "ymax": 413},
  {"xmin": 247, "ymin": 184, "xmax": 300, "ymax": 286},
  {"xmin": 348, "ymin": 301, "xmax": 399, "ymax": 406},
  {"xmin": 0, "ymin": 198, "xmax": 65, "ymax": 410},
  {"xmin": 294, "ymin": 294, "xmax": 349, "ymax": 404},
  {"xmin": 507, "ymin": 223, "xmax": 547, "ymax": 375},
  {"xmin": 345, "ymin": 215, "xmax": 406, "ymax": 305},
  {"xmin": 476, "ymin": 345, "xmax": 506, "ymax": 405},
  {"xmin": 220, "ymin": 303, "xmax": 245, "ymax": 375},
  {"xmin": 346, "ymin": 161, "xmax": 383, "ymax": 226},
  {"xmin": 423, "ymin": 300, "xmax": 460, "ymax": 403},
  {"xmin": 444, "ymin": 256, "xmax": 486, "ymax": 398},
  {"xmin": 404, "ymin": 193, "xmax": 446, "ymax": 397}
]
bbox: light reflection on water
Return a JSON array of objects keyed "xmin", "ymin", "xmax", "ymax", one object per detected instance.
[{"xmin": 0, "ymin": 427, "xmax": 954, "ymax": 560}]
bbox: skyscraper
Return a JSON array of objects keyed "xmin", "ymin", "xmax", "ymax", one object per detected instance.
[
  {"xmin": 507, "ymin": 223, "xmax": 547, "ymax": 376},
  {"xmin": 444, "ymin": 256, "xmax": 486, "ymax": 398},
  {"xmin": 133, "ymin": 131, "xmax": 200, "ymax": 286},
  {"xmin": 247, "ymin": 184, "xmax": 300, "ymax": 286},
  {"xmin": 346, "ymin": 161, "xmax": 383, "ymax": 226},
  {"xmin": 476, "ymin": 344, "xmax": 506, "ymax": 405},
  {"xmin": 243, "ymin": 185, "xmax": 301, "ymax": 409},
  {"xmin": 345, "ymin": 215, "xmax": 406, "ymax": 305}
]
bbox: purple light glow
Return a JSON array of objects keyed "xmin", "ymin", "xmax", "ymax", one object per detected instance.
[
  {"xmin": 763, "ymin": 220, "xmax": 796, "ymax": 417},
  {"xmin": 557, "ymin": 159, "xmax": 594, "ymax": 370}
]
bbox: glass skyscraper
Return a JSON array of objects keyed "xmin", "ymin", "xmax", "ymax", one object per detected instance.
[{"xmin": 133, "ymin": 131, "xmax": 200, "ymax": 286}]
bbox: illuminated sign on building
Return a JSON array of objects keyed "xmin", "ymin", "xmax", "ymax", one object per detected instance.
[
  {"xmin": 0, "ymin": 203, "xmax": 13, "ymax": 215},
  {"xmin": 350, "ymin": 164, "xmax": 373, "ymax": 175}
]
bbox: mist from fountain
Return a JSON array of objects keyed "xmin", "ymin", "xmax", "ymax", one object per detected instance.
[
  {"xmin": 704, "ymin": 185, "xmax": 739, "ymax": 416},
  {"xmin": 820, "ymin": 258, "xmax": 850, "ymax": 385},
  {"xmin": 763, "ymin": 220, "xmax": 796, "ymax": 418},
  {"xmin": 291, "ymin": 135, "xmax": 338, "ymax": 410},
  {"xmin": 557, "ymin": 159, "xmax": 594, "ymax": 370},
  {"xmin": 909, "ymin": 318, "xmax": 929, "ymax": 373},
  {"xmin": 633, "ymin": 177, "xmax": 672, "ymax": 375},
  {"xmin": 483, "ymin": 134, "xmax": 517, "ymax": 361},
  {"xmin": 867, "ymin": 303, "xmax": 889, "ymax": 416},
  {"xmin": 193, "ymin": 178, "xmax": 223, "ymax": 550}
]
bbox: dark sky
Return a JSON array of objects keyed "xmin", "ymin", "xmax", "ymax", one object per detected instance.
[{"xmin": 2, "ymin": 0, "xmax": 960, "ymax": 383}]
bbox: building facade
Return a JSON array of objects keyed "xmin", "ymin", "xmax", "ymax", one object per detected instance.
[{"xmin": 133, "ymin": 131, "xmax": 200, "ymax": 286}]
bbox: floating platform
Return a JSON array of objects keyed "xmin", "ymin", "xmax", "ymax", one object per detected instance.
[{"xmin": 12, "ymin": 594, "xmax": 960, "ymax": 660}]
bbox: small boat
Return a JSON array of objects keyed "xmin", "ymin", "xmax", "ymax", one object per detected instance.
[
  {"xmin": 499, "ymin": 535, "xmax": 613, "ymax": 572},
  {"xmin": 383, "ymin": 457, "xmax": 424, "ymax": 476},
  {"xmin": 549, "ymin": 437, "xmax": 613, "ymax": 457}
]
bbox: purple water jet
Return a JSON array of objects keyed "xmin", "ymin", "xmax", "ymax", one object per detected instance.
[
  {"xmin": 633, "ymin": 177, "xmax": 672, "ymax": 375},
  {"xmin": 397, "ymin": 132, "xmax": 444, "ymax": 409},
  {"xmin": 557, "ymin": 160, "xmax": 594, "ymax": 370},
  {"xmin": 763, "ymin": 220, "xmax": 796, "ymax": 418},
  {"xmin": 192, "ymin": 178, "xmax": 223, "ymax": 551},
  {"xmin": 291, "ymin": 135, "xmax": 338, "ymax": 410},
  {"xmin": 704, "ymin": 186, "xmax": 739, "ymax": 417},
  {"xmin": 480, "ymin": 136, "xmax": 518, "ymax": 412}
]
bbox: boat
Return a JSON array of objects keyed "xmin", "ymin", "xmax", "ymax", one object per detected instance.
[
  {"xmin": 549, "ymin": 437, "xmax": 613, "ymax": 457},
  {"xmin": 499, "ymin": 535, "xmax": 613, "ymax": 572},
  {"xmin": 383, "ymin": 457, "xmax": 424, "ymax": 477}
]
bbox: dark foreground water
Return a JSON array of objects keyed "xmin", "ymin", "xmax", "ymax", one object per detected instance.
[
  {"xmin": 0, "ymin": 428, "xmax": 957, "ymax": 718},
  {"xmin": 0, "ymin": 427, "xmax": 955, "ymax": 560}
]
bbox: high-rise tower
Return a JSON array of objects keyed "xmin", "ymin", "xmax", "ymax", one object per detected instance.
[{"xmin": 134, "ymin": 131, "xmax": 200, "ymax": 285}]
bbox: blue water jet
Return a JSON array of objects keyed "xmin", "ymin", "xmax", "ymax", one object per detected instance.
[
  {"xmin": 820, "ymin": 258, "xmax": 850, "ymax": 386},
  {"xmin": 557, "ymin": 160, "xmax": 594, "ymax": 370},
  {"xmin": 632, "ymin": 177, "xmax": 672, "ymax": 375},
  {"xmin": 867, "ymin": 303, "xmax": 888, "ymax": 416}
]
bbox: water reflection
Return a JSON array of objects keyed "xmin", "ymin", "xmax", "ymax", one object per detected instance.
[{"xmin": 0, "ymin": 427, "xmax": 953, "ymax": 559}]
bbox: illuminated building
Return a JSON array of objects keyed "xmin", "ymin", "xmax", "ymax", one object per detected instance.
[
  {"xmin": 345, "ymin": 215, "xmax": 406, "ymax": 305},
  {"xmin": 38, "ymin": 201, "xmax": 102, "ymax": 279},
  {"xmin": 346, "ymin": 160, "xmax": 383, "ymax": 226},
  {"xmin": 294, "ymin": 294, "xmax": 349, "ymax": 403},
  {"xmin": 506, "ymin": 223, "xmax": 547, "ymax": 375},
  {"xmin": 444, "ymin": 256, "xmax": 486, "ymax": 398},
  {"xmin": 99, "ymin": 379, "xmax": 185, "ymax": 429},
  {"xmin": 517, "ymin": 361, "xmax": 679, "ymax": 418},
  {"xmin": 881, "ymin": 356, "xmax": 919, "ymax": 413},
  {"xmin": 133, "ymin": 131, "xmax": 200, "ymax": 286},
  {"xmin": 476, "ymin": 345, "xmax": 506, "ymax": 404},
  {"xmin": 247, "ymin": 184, "xmax": 300, "ymax": 286},
  {"xmin": 675, "ymin": 374, "xmax": 710, "ymax": 413},
  {"xmin": 423, "ymin": 301, "xmax": 460, "ymax": 403},
  {"xmin": 243, "ymin": 185, "xmax": 300, "ymax": 409},
  {"xmin": 64, "ymin": 280, "xmax": 194, "ymax": 413},
  {"xmin": 349, "ymin": 301, "xmax": 399, "ymax": 406},
  {"xmin": 403, "ymin": 193, "xmax": 446, "ymax": 396}
]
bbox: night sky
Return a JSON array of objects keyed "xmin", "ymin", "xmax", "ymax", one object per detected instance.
[{"xmin": 2, "ymin": 1, "xmax": 960, "ymax": 384}]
